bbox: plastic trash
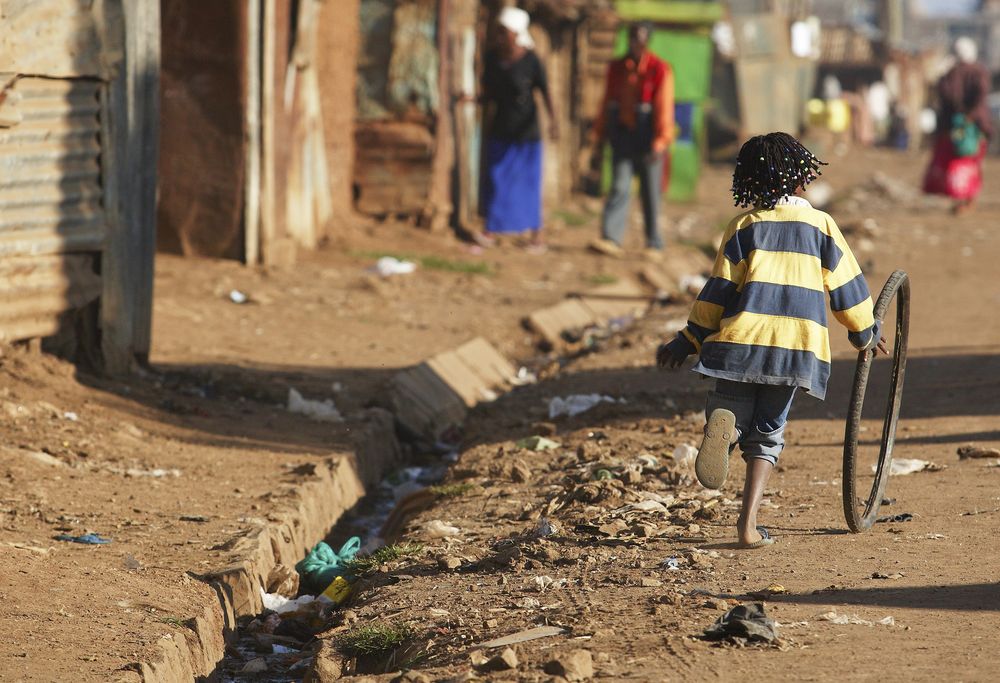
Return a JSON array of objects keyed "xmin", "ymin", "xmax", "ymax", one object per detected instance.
[
  {"xmin": 516, "ymin": 435, "xmax": 561, "ymax": 451},
  {"xmin": 229, "ymin": 289, "xmax": 249, "ymax": 304},
  {"xmin": 703, "ymin": 603, "xmax": 779, "ymax": 643},
  {"xmin": 287, "ymin": 388, "xmax": 343, "ymax": 423},
  {"xmin": 548, "ymin": 394, "xmax": 620, "ymax": 419},
  {"xmin": 882, "ymin": 458, "xmax": 931, "ymax": 476},
  {"xmin": 55, "ymin": 533, "xmax": 111, "ymax": 545},
  {"xmin": 424, "ymin": 520, "xmax": 461, "ymax": 538},
  {"xmin": 876, "ymin": 512, "xmax": 913, "ymax": 523},
  {"xmin": 512, "ymin": 367, "xmax": 538, "ymax": 386},
  {"xmin": 636, "ymin": 454, "xmax": 659, "ymax": 470},
  {"xmin": 63, "ymin": 411, "xmax": 79, "ymax": 422},
  {"xmin": 294, "ymin": 537, "xmax": 361, "ymax": 594},
  {"xmin": 318, "ymin": 576, "xmax": 352, "ymax": 606},
  {"xmin": 532, "ymin": 575, "xmax": 568, "ymax": 592},
  {"xmin": 672, "ymin": 443, "xmax": 698, "ymax": 470},
  {"xmin": 533, "ymin": 517, "xmax": 558, "ymax": 538},
  {"xmin": 371, "ymin": 256, "xmax": 417, "ymax": 277},
  {"xmin": 260, "ymin": 589, "xmax": 317, "ymax": 615},
  {"xmin": 661, "ymin": 557, "xmax": 681, "ymax": 570},
  {"xmin": 817, "ymin": 611, "xmax": 895, "ymax": 627},
  {"xmin": 272, "ymin": 644, "xmax": 298, "ymax": 655}
]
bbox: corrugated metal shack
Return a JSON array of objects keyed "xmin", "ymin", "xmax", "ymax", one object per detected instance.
[
  {"xmin": 158, "ymin": 0, "xmax": 333, "ymax": 266},
  {"xmin": 0, "ymin": 1, "xmax": 160, "ymax": 373}
]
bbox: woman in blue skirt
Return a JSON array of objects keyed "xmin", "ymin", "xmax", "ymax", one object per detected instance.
[{"xmin": 479, "ymin": 7, "xmax": 558, "ymax": 252}]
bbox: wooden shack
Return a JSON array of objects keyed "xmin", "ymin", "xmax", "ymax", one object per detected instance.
[
  {"xmin": 0, "ymin": 1, "xmax": 160, "ymax": 373},
  {"xmin": 158, "ymin": 0, "xmax": 335, "ymax": 266}
]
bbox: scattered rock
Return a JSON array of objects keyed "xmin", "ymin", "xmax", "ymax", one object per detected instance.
[
  {"xmin": 394, "ymin": 671, "xmax": 431, "ymax": 683},
  {"xmin": 957, "ymin": 444, "xmax": 1000, "ymax": 460},
  {"xmin": 266, "ymin": 564, "xmax": 300, "ymax": 597},
  {"xmin": 477, "ymin": 647, "xmax": 519, "ymax": 671},
  {"xmin": 598, "ymin": 519, "xmax": 628, "ymax": 537},
  {"xmin": 511, "ymin": 459, "xmax": 532, "ymax": 483},
  {"xmin": 543, "ymin": 649, "xmax": 594, "ymax": 681},
  {"xmin": 684, "ymin": 551, "xmax": 712, "ymax": 570},
  {"xmin": 655, "ymin": 592, "xmax": 683, "ymax": 606},
  {"xmin": 438, "ymin": 555, "xmax": 463, "ymax": 571},
  {"xmin": 640, "ymin": 577, "xmax": 662, "ymax": 588},
  {"xmin": 703, "ymin": 598, "xmax": 730, "ymax": 611},
  {"xmin": 241, "ymin": 657, "xmax": 268, "ymax": 674},
  {"xmin": 872, "ymin": 572, "xmax": 904, "ymax": 580}
]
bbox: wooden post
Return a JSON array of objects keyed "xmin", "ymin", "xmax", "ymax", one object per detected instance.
[
  {"xmin": 101, "ymin": 0, "xmax": 161, "ymax": 375},
  {"xmin": 260, "ymin": 0, "xmax": 278, "ymax": 263},
  {"xmin": 130, "ymin": 0, "xmax": 160, "ymax": 365},
  {"xmin": 245, "ymin": 0, "xmax": 263, "ymax": 265},
  {"xmin": 425, "ymin": 0, "xmax": 455, "ymax": 232}
]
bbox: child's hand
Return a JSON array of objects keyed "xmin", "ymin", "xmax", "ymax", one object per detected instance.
[
  {"xmin": 864, "ymin": 335, "xmax": 889, "ymax": 361},
  {"xmin": 656, "ymin": 343, "xmax": 684, "ymax": 369},
  {"xmin": 876, "ymin": 335, "xmax": 889, "ymax": 356}
]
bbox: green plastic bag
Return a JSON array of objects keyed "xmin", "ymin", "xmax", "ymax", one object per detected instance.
[
  {"xmin": 950, "ymin": 114, "xmax": 982, "ymax": 158},
  {"xmin": 294, "ymin": 537, "xmax": 361, "ymax": 594}
]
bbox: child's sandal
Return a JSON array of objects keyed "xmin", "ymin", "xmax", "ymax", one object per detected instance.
[{"xmin": 695, "ymin": 408, "xmax": 736, "ymax": 489}]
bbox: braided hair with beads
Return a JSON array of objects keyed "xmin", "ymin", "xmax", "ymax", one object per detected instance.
[{"xmin": 731, "ymin": 132, "xmax": 826, "ymax": 210}]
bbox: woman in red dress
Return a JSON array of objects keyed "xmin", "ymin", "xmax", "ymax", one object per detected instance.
[{"xmin": 923, "ymin": 37, "xmax": 994, "ymax": 214}]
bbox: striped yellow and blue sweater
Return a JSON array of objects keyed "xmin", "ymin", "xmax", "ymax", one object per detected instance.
[{"xmin": 667, "ymin": 197, "xmax": 878, "ymax": 400}]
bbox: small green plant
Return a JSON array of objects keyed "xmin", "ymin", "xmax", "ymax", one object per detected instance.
[
  {"xmin": 346, "ymin": 542, "xmax": 424, "ymax": 574},
  {"xmin": 552, "ymin": 209, "xmax": 592, "ymax": 228},
  {"xmin": 586, "ymin": 273, "xmax": 619, "ymax": 286},
  {"xmin": 428, "ymin": 482, "xmax": 475, "ymax": 498},
  {"xmin": 336, "ymin": 622, "xmax": 414, "ymax": 657},
  {"xmin": 417, "ymin": 255, "xmax": 492, "ymax": 275}
]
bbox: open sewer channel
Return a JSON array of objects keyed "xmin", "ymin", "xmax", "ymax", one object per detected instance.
[{"xmin": 217, "ymin": 447, "xmax": 457, "ymax": 681}]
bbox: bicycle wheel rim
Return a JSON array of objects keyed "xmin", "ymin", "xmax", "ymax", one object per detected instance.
[{"xmin": 843, "ymin": 270, "xmax": 910, "ymax": 532}]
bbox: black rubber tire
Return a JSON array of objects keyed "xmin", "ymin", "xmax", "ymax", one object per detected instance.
[{"xmin": 843, "ymin": 270, "xmax": 911, "ymax": 533}]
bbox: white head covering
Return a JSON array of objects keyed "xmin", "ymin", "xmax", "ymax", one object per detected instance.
[
  {"xmin": 498, "ymin": 7, "xmax": 535, "ymax": 49},
  {"xmin": 954, "ymin": 36, "xmax": 978, "ymax": 64}
]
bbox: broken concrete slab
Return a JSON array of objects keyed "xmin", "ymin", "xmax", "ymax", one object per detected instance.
[
  {"xmin": 389, "ymin": 338, "xmax": 517, "ymax": 441},
  {"xmin": 526, "ymin": 299, "xmax": 598, "ymax": 347}
]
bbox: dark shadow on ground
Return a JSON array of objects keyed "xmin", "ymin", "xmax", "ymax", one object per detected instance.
[
  {"xmin": 461, "ymin": 350, "xmax": 1000, "ymax": 452},
  {"xmin": 773, "ymin": 582, "xmax": 1000, "ymax": 612},
  {"xmin": 75, "ymin": 360, "xmax": 399, "ymax": 456}
]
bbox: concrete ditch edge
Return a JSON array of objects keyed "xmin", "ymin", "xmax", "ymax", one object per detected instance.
[{"xmin": 137, "ymin": 408, "xmax": 403, "ymax": 683}]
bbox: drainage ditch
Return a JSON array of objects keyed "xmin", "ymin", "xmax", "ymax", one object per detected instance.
[{"xmin": 216, "ymin": 446, "xmax": 455, "ymax": 681}]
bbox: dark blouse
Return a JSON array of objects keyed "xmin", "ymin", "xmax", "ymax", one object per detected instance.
[{"xmin": 482, "ymin": 50, "xmax": 549, "ymax": 142}]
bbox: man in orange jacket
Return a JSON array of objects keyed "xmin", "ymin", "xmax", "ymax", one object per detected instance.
[{"xmin": 590, "ymin": 22, "xmax": 674, "ymax": 261}]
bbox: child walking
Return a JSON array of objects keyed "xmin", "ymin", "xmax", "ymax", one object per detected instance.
[{"xmin": 657, "ymin": 132, "xmax": 885, "ymax": 548}]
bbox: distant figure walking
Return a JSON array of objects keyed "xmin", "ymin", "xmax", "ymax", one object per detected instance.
[
  {"xmin": 479, "ymin": 7, "xmax": 557, "ymax": 252},
  {"xmin": 590, "ymin": 22, "xmax": 674, "ymax": 262},
  {"xmin": 923, "ymin": 37, "xmax": 993, "ymax": 214}
]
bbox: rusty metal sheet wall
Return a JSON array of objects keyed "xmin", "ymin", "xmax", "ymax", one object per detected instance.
[
  {"xmin": 0, "ymin": 76, "xmax": 107, "ymax": 340},
  {"xmin": 0, "ymin": 0, "xmax": 122, "ymax": 77}
]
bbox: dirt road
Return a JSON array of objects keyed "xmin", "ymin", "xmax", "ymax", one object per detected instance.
[
  {"xmin": 308, "ymin": 148, "xmax": 1000, "ymax": 681},
  {"xmin": 1, "ymin": 146, "xmax": 997, "ymax": 681}
]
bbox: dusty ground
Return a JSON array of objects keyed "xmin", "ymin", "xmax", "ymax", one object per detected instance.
[
  {"xmin": 2, "ymin": 146, "xmax": 999, "ymax": 682},
  {"xmin": 301, "ymin": 148, "xmax": 1000, "ymax": 682},
  {"xmin": 0, "ymin": 192, "xmax": 703, "ymax": 681}
]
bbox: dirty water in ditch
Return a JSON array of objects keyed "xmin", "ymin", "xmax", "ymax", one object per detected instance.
[{"xmin": 217, "ymin": 451, "xmax": 455, "ymax": 682}]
